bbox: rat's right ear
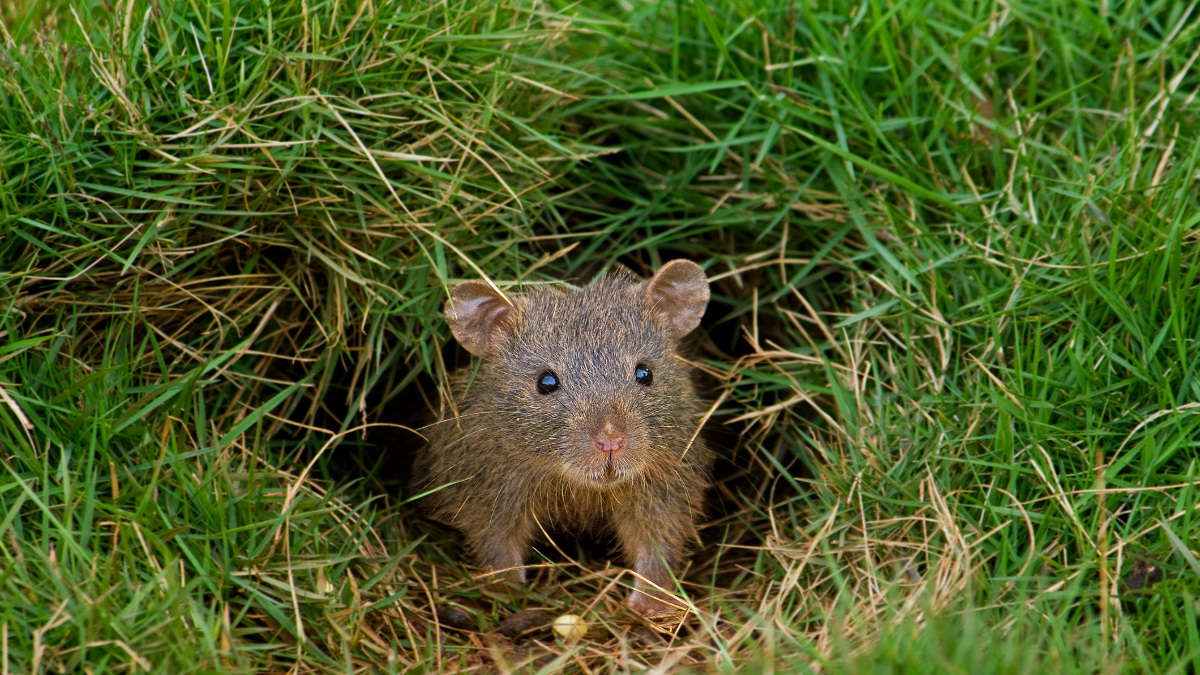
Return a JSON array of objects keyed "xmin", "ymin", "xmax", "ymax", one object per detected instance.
[{"xmin": 445, "ymin": 282, "xmax": 514, "ymax": 357}]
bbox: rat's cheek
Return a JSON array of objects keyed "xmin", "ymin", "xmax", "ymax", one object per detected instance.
[{"xmin": 562, "ymin": 427, "xmax": 600, "ymax": 464}]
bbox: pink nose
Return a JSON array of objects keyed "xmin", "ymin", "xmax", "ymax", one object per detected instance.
[{"xmin": 594, "ymin": 423, "xmax": 626, "ymax": 456}]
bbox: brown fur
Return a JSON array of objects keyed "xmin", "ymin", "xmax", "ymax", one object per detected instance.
[{"xmin": 410, "ymin": 262, "xmax": 713, "ymax": 614}]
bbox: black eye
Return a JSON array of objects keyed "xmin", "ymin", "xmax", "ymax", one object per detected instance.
[
  {"xmin": 635, "ymin": 364, "xmax": 653, "ymax": 386},
  {"xmin": 537, "ymin": 371, "xmax": 560, "ymax": 395}
]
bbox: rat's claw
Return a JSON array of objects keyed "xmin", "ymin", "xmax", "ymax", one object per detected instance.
[{"xmin": 628, "ymin": 588, "xmax": 683, "ymax": 618}]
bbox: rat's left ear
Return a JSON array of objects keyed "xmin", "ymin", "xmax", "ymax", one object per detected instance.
[{"xmin": 643, "ymin": 259, "xmax": 710, "ymax": 339}]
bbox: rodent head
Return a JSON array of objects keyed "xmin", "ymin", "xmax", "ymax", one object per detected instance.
[{"xmin": 444, "ymin": 260, "xmax": 710, "ymax": 487}]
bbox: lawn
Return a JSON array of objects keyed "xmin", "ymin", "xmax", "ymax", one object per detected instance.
[{"xmin": 1, "ymin": 0, "xmax": 1199, "ymax": 672}]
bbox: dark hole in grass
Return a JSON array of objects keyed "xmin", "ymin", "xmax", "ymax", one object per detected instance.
[{"xmin": 251, "ymin": 228, "xmax": 836, "ymax": 627}]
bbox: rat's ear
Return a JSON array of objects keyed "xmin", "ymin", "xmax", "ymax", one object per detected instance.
[
  {"xmin": 445, "ymin": 281, "xmax": 514, "ymax": 357},
  {"xmin": 643, "ymin": 259, "xmax": 710, "ymax": 339}
]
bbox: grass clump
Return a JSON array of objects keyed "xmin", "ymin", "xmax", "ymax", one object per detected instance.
[{"xmin": 4, "ymin": 0, "xmax": 1200, "ymax": 672}]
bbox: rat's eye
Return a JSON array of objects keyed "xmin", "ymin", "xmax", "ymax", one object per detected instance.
[
  {"xmin": 536, "ymin": 371, "xmax": 560, "ymax": 395},
  {"xmin": 635, "ymin": 364, "xmax": 653, "ymax": 386}
]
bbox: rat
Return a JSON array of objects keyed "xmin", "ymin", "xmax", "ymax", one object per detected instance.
[{"xmin": 410, "ymin": 259, "xmax": 713, "ymax": 615}]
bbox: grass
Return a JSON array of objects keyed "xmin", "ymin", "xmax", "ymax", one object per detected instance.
[{"xmin": 2, "ymin": 0, "xmax": 1200, "ymax": 672}]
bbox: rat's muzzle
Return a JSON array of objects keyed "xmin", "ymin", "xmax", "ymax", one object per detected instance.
[{"xmin": 565, "ymin": 405, "xmax": 646, "ymax": 485}]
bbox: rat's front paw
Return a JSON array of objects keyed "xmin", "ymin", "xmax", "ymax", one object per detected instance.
[{"xmin": 628, "ymin": 588, "xmax": 682, "ymax": 617}]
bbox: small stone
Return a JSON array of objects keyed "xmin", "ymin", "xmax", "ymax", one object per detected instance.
[
  {"xmin": 1124, "ymin": 558, "xmax": 1165, "ymax": 592},
  {"xmin": 496, "ymin": 609, "xmax": 552, "ymax": 639},
  {"xmin": 552, "ymin": 614, "xmax": 587, "ymax": 642},
  {"xmin": 436, "ymin": 606, "xmax": 475, "ymax": 631}
]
